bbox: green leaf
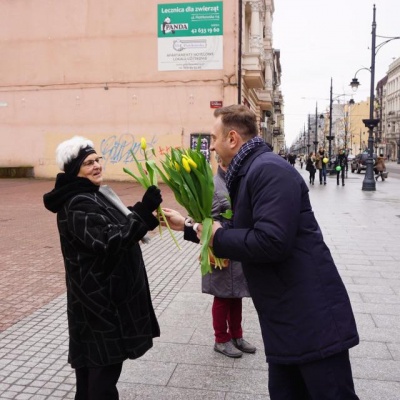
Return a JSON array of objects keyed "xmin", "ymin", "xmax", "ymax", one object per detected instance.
[
  {"xmin": 123, "ymin": 167, "xmax": 147, "ymax": 188},
  {"xmin": 199, "ymin": 217, "xmax": 213, "ymax": 276},
  {"xmin": 146, "ymin": 160, "xmax": 159, "ymax": 186},
  {"xmin": 129, "ymin": 150, "xmax": 151, "ymax": 188},
  {"xmin": 195, "ymin": 135, "xmax": 202, "ymax": 152},
  {"xmin": 220, "ymin": 209, "xmax": 233, "ymax": 219},
  {"xmin": 191, "ymin": 166, "xmax": 213, "ymax": 217}
]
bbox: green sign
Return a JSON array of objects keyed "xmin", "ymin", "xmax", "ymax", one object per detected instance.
[{"xmin": 158, "ymin": 2, "xmax": 223, "ymax": 38}]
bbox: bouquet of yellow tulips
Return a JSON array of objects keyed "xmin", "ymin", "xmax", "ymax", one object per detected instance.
[
  {"xmin": 156, "ymin": 140, "xmax": 227, "ymax": 276},
  {"xmin": 123, "ymin": 138, "xmax": 180, "ymax": 249}
]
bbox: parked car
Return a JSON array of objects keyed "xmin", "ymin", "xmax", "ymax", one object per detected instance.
[
  {"xmin": 347, "ymin": 154, "xmax": 355, "ymax": 162},
  {"xmin": 351, "ymin": 152, "xmax": 377, "ymax": 173}
]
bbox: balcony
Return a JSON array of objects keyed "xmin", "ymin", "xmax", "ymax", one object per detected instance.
[
  {"xmin": 273, "ymin": 128, "xmax": 281, "ymax": 136},
  {"xmin": 242, "ymin": 53, "xmax": 264, "ymax": 89},
  {"xmin": 254, "ymin": 88, "xmax": 273, "ymax": 110}
]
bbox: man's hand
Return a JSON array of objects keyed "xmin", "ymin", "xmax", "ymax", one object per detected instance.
[
  {"xmin": 161, "ymin": 208, "xmax": 185, "ymax": 231},
  {"xmin": 207, "ymin": 221, "xmax": 222, "ymax": 246}
]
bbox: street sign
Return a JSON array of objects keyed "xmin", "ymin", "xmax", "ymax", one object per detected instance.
[
  {"xmin": 210, "ymin": 101, "xmax": 222, "ymax": 108},
  {"xmin": 157, "ymin": 2, "xmax": 223, "ymax": 71}
]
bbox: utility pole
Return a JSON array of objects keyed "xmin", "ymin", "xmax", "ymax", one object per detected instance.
[{"xmin": 313, "ymin": 103, "xmax": 319, "ymax": 153}]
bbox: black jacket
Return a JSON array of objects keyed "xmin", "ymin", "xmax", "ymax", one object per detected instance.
[
  {"xmin": 43, "ymin": 174, "xmax": 160, "ymax": 368},
  {"xmin": 213, "ymin": 145, "xmax": 359, "ymax": 364}
]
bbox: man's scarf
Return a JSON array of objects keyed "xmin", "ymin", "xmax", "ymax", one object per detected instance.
[{"xmin": 225, "ymin": 136, "xmax": 265, "ymax": 191}]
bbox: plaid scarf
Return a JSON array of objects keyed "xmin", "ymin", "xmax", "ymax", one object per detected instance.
[{"xmin": 225, "ymin": 136, "xmax": 265, "ymax": 191}]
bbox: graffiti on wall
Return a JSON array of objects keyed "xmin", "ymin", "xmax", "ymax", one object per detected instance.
[
  {"xmin": 158, "ymin": 145, "xmax": 182, "ymax": 155},
  {"xmin": 99, "ymin": 133, "xmax": 185, "ymax": 169},
  {"xmin": 100, "ymin": 134, "xmax": 158, "ymax": 167}
]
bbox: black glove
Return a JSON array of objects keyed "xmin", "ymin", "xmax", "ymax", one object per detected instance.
[{"xmin": 142, "ymin": 185, "xmax": 162, "ymax": 212}]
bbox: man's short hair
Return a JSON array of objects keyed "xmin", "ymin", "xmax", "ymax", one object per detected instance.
[{"xmin": 214, "ymin": 105, "xmax": 258, "ymax": 139}]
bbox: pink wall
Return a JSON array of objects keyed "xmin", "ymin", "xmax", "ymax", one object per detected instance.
[{"xmin": 0, "ymin": 0, "xmax": 238, "ymax": 180}]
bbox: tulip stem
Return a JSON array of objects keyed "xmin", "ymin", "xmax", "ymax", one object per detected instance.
[{"xmin": 157, "ymin": 206, "xmax": 181, "ymax": 250}]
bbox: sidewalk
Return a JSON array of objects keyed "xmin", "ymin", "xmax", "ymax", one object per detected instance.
[{"xmin": 1, "ymin": 167, "xmax": 400, "ymax": 399}]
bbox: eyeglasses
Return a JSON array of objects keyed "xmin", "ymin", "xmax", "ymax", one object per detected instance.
[{"xmin": 82, "ymin": 157, "xmax": 103, "ymax": 167}]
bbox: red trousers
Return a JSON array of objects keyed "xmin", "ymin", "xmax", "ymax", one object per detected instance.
[{"xmin": 212, "ymin": 296, "xmax": 243, "ymax": 343}]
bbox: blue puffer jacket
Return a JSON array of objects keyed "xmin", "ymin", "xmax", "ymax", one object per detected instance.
[{"xmin": 213, "ymin": 144, "xmax": 359, "ymax": 364}]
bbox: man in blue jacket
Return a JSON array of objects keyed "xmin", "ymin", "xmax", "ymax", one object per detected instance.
[{"xmin": 207, "ymin": 105, "xmax": 359, "ymax": 399}]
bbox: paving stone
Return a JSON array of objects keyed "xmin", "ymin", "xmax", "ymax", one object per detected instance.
[
  {"xmin": 118, "ymin": 382, "xmax": 226, "ymax": 399},
  {"xmin": 352, "ymin": 358, "xmax": 400, "ymax": 381},
  {"xmin": 1, "ymin": 172, "xmax": 400, "ymax": 399},
  {"xmin": 168, "ymin": 363, "xmax": 267, "ymax": 395},
  {"xmin": 119, "ymin": 360, "xmax": 177, "ymax": 386}
]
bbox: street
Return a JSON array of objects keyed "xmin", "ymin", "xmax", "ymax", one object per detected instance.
[{"xmin": 0, "ymin": 165, "xmax": 400, "ymax": 399}]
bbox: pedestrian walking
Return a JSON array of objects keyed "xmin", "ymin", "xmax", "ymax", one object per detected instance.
[
  {"xmin": 305, "ymin": 152, "xmax": 316, "ymax": 185},
  {"xmin": 374, "ymin": 156, "xmax": 387, "ymax": 181},
  {"xmin": 298, "ymin": 154, "xmax": 304, "ymax": 169},
  {"xmin": 315, "ymin": 147, "xmax": 328, "ymax": 185},
  {"xmin": 335, "ymin": 148, "xmax": 347, "ymax": 186},
  {"xmin": 288, "ymin": 153, "xmax": 296, "ymax": 167},
  {"xmin": 184, "ymin": 105, "xmax": 360, "ymax": 400},
  {"xmin": 43, "ymin": 136, "xmax": 162, "ymax": 400}
]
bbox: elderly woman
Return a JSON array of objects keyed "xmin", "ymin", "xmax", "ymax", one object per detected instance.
[{"xmin": 43, "ymin": 136, "xmax": 162, "ymax": 400}]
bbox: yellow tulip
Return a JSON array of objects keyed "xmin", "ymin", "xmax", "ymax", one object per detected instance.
[
  {"xmin": 182, "ymin": 158, "xmax": 191, "ymax": 173},
  {"xmin": 182, "ymin": 155, "xmax": 197, "ymax": 169},
  {"xmin": 174, "ymin": 161, "xmax": 180, "ymax": 171},
  {"xmin": 187, "ymin": 158, "xmax": 197, "ymax": 169},
  {"xmin": 140, "ymin": 137, "xmax": 147, "ymax": 151}
]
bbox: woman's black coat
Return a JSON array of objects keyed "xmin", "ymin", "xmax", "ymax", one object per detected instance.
[
  {"xmin": 44, "ymin": 175, "xmax": 160, "ymax": 368},
  {"xmin": 213, "ymin": 145, "xmax": 359, "ymax": 365}
]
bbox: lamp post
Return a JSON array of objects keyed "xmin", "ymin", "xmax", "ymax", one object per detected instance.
[
  {"xmin": 360, "ymin": 4, "xmax": 378, "ymax": 191},
  {"xmin": 307, "ymin": 116, "xmax": 311, "ymax": 154},
  {"xmin": 326, "ymin": 78, "xmax": 335, "ymax": 173},
  {"xmin": 397, "ymin": 137, "xmax": 400, "ymax": 164},
  {"xmin": 313, "ymin": 103, "xmax": 319, "ymax": 153},
  {"xmin": 344, "ymin": 99, "xmax": 355, "ymax": 153},
  {"xmin": 349, "ymin": 5, "xmax": 400, "ymax": 190}
]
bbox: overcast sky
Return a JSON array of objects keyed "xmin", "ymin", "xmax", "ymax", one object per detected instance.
[{"xmin": 273, "ymin": 0, "xmax": 400, "ymax": 147}]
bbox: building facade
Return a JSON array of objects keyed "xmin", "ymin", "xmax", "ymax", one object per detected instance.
[
  {"xmin": 378, "ymin": 57, "xmax": 400, "ymax": 162},
  {"xmin": 292, "ymin": 100, "xmax": 370, "ymax": 158},
  {"xmin": 0, "ymin": 0, "xmax": 282, "ymax": 179}
]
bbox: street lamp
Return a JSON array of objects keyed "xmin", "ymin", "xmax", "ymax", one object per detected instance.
[
  {"xmin": 350, "ymin": 5, "xmax": 378, "ymax": 191},
  {"xmin": 350, "ymin": 5, "xmax": 400, "ymax": 191},
  {"xmin": 326, "ymin": 78, "xmax": 335, "ymax": 172},
  {"xmin": 313, "ymin": 103, "xmax": 324, "ymax": 153},
  {"xmin": 344, "ymin": 99, "xmax": 355, "ymax": 153},
  {"xmin": 397, "ymin": 137, "xmax": 400, "ymax": 164}
]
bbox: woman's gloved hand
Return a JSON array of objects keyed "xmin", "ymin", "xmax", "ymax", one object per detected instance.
[{"xmin": 142, "ymin": 185, "xmax": 162, "ymax": 212}]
